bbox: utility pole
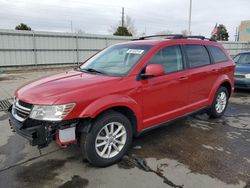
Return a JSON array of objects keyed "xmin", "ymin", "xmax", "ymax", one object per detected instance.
[
  {"xmin": 121, "ymin": 7, "xmax": 125, "ymax": 27},
  {"xmin": 70, "ymin": 20, "xmax": 73, "ymax": 33},
  {"xmin": 188, "ymin": 0, "xmax": 192, "ymax": 35},
  {"xmin": 234, "ymin": 27, "xmax": 238, "ymax": 41}
]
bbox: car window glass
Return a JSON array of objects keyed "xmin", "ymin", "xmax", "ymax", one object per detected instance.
[
  {"xmin": 80, "ymin": 44, "xmax": 152, "ymax": 76},
  {"xmin": 207, "ymin": 46, "xmax": 228, "ymax": 63},
  {"xmin": 236, "ymin": 53, "xmax": 250, "ymax": 64},
  {"xmin": 233, "ymin": 55, "xmax": 240, "ymax": 63},
  {"xmin": 185, "ymin": 45, "xmax": 210, "ymax": 68},
  {"xmin": 148, "ymin": 45, "xmax": 183, "ymax": 74}
]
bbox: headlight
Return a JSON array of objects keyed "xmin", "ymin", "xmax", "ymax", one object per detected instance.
[
  {"xmin": 29, "ymin": 103, "xmax": 75, "ymax": 121},
  {"xmin": 245, "ymin": 74, "xmax": 250, "ymax": 79}
]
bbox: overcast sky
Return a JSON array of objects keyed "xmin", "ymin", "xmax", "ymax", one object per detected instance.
[{"xmin": 0, "ymin": 0, "xmax": 249, "ymax": 40}]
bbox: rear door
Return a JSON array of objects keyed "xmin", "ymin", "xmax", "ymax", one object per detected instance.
[
  {"xmin": 207, "ymin": 45, "xmax": 231, "ymax": 78},
  {"xmin": 141, "ymin": 45, "xmax": 189, "ymax": 128},
  {"xmin": 183, "ymin": 44, "xmax": 216, "ymax": 110}
]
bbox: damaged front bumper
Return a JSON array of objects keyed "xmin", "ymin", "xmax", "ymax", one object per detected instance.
[
  {"xmin": 9, "ymin": 113, "xmax": 50, "ymax": 147},
  {"xmin": 9, "ymin": 111, "xmax": 79, "ymax": 149}
]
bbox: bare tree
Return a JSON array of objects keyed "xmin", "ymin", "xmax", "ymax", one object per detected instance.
[
  {"xmin": 125, "ymin": 16, "xmax": 137, "ymax": 35},
  {"xmin": 181, "ymin": 30, "xmax": 189, "ymax": 36}
]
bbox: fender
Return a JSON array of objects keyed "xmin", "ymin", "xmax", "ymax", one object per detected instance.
[
  {"xmin": 79, "ymin": 95, "xmax": 143, "ymax": 132},
  {"xmin": 208, "ymin": 74, "xmax": 233, "ymax": 105}
]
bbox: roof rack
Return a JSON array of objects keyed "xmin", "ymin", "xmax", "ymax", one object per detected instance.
[
  {"xmin": 183, "ymin": 35, "xmax": 217, "ymax": 41},
  {"xmin": 133, "ymin": 34, "xmax": 216, "ymax": 42},
  {"xmin": 136, "ymin": 34, "xmax": 183, "ymax": 40}
]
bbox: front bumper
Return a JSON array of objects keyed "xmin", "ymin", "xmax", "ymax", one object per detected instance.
[
  {"xmin": 234, "ymin": 78, "xmax": 250, "ymax": 89},
  {"xmin": 9, "ymin": 110, "xmax": 80, "ymax": 149},
  {"xmin": 9, "ymin": 113, "xmax": 52, "ymax": 148}
]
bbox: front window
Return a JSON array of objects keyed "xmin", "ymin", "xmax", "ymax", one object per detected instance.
[
  {"xmin": 148, "ymin": 45, "xmax": 184, "ymax": 74},
  {"xmin": 79, "ymin": 44, "xmax": 152, "ymax": 76}
]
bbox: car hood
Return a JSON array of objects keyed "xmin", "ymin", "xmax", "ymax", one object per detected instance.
[
  {"xmin": 16, "ymin": 70, "xmax": 122, "ymax": 105},
  {"xmin": 235, "ymin": 64, "xmax": 250, "ymax": 74}
]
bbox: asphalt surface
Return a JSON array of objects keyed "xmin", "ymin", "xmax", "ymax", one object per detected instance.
[{"xmin": 0, "ymin": 69, "xmax": 249, "ymax": 188}]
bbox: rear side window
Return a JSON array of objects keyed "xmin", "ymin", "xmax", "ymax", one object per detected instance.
[
  {"xmin": 207, "ymin": 46, "xmax": 228, "ymax": 63},
  {"xmin": 185, "ymin": 45, "xmax": 210, "ymax": 68}
]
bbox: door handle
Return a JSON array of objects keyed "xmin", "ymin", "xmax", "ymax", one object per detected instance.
[
  {"xmin": 178, "ymin": 76, "xmax": 188, "ymax": 80},
  {"xmin": 211, "ymin": 69, "xmax": 218, "ymax": 72}
]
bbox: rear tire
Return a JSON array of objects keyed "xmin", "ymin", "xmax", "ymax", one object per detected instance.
[
  {"xmin": 80, "ymin": 111, "xmax": 132, "ymax": 167},
  {"xmin": 208, "ymin": 86, "xmax": 229, "ymax": 118}
]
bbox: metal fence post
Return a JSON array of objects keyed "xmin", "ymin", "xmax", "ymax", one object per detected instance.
[
  {"xmin": 105, "ymin": 37, "xmax": 108, "ymax": 47},
  {"xmin": 76, "ymin": 33, "xmax": 79, "ymax": 65},
  {"xmin": 32, "ymin": 31, "xmax": 38, "ymax": 68}
]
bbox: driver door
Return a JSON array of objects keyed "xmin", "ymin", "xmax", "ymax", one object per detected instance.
[{"xmin": 140, "ymin": 45, "xmax": 189, "ymax": 129}]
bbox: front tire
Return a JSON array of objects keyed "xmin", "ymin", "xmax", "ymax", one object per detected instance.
[
  {"xmin": 208, "ymin": 86, "xmax": 229, "ymax": 118},
  {"xmin": 80, "ymin": 111, "xmax": 132, "ymax": 167}
]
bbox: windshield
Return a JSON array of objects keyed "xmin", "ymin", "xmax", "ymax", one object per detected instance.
[
  {"xmin": 234, "ymin": 53, "xmax": 250, "ymax": 64},
  {"xmin": 79, "ymin": 44, "xmax": 152, "ymax": 76}
]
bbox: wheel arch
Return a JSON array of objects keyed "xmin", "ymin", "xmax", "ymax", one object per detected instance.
[
  {"xmin": 208, "ymin": 75, "xmax": 233, "ymax": 105},
  {"xmin": 220, "ymin": 81, "xmax": 232, "ymax": 97},
  {"xmin": 78, "ymin": 95, "xmax": 143, "ymax": 135}
]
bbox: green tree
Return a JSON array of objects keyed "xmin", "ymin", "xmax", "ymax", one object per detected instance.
[
  {"xmin": 113, "ymin": 26, "xmax": 132, "ymax": 36},
  {"xmin": 110, "ymin": 15, "xmax": 136, "ymax": 36},
  {"xmin": 15, "ymin": 23, "xmax": 31, "ymax": 31},
  {"xmin": 215, "ymin": 24, "xmax": 229, "ymax": 41}
]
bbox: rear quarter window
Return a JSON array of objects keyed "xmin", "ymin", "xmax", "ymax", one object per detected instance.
[
  {"xmin": 185, "ymin": 44, "xmax": 210, "ymax": 68},
  {"xmin": 207, "ymin": 46, "xmax": 228, "ymax": 63}
]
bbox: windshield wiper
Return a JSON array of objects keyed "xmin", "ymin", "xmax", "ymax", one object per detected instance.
[{"xmin": 80, "ymin": 68, "xmax": 105, "ymax": 75}]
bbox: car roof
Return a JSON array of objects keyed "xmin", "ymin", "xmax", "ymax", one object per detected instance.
[
  {"xmin": 237, "ymin": 51, "xmax": 250, "ymax": 55},
  {"xmin": 118, "ymin": 38, "xmax": 219, "ymax": 47}
]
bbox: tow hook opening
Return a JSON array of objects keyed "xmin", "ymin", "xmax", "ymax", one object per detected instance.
[{"xmin": 56, "ymin": 125, "xmax": 77, "ymax": 148}]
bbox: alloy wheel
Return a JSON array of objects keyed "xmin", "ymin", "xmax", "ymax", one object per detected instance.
[{"xmin": 95, "ymin": 122, "xmax": 127, "ymax": 159}]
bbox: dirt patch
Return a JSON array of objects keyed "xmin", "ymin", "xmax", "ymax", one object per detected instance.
[
  {"xmin": 59, "ymin": 175, "xmax": 89, "ymax": 188},
  {"xmin": 117, "ymin": 156, "xmax": 136, "ymax": 169},
  {"xmin": 17, "ymin": 159, "xmax": 67, "ymax": 187}
]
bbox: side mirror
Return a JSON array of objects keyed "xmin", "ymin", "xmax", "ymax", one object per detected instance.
[{"xmin": 142, "ymin": 64, "xmax": 165, "ymax": 78}]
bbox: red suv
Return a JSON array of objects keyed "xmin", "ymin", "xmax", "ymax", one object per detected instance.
[{"xmin": 9, "ymin": 35, "xmax": 235, "ymax": 166}]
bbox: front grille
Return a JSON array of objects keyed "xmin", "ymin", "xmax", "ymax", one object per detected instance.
[
  {"xmin": 18, "ymin": 100, "xmax": 32, "ymax": 109},
  {"xmin": 12, "ymin": 98, "xmax": 32, "ymax": 122}
]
